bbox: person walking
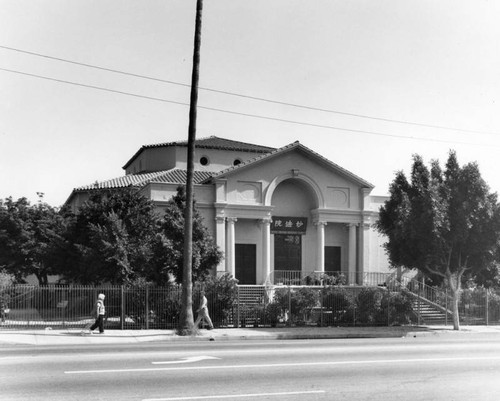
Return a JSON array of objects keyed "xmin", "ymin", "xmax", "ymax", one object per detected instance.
[
  {"xmin": 89, "ymin": 293, "xmax": 106, "ymax": 334},
  {"xmin": 194, "ymin": 290, "xmax": 214, "ymax": 330}
]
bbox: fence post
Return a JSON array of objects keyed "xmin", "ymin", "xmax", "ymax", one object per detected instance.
[
  {"xmin": 486, "ymin": 288, "xmax": 489, "ymax": 326},
  {"xmin": 287, "ymin": 286, "xmax": 292, "ymax": 327},
  {"xmin": 445, "ymin": 288, "xmax": 448, "ymax": 326},
  {"xmin": 387, "ymin": 290, "xmax": 390, "ymax": 327},
  {"xmin": 145, "ymin": 286, "xmax": 149, "ymax": 330},
  {"xmin": 320, "ymin": 288, "xmax": 323, "ymax": 327},
  {"xmin": 236, "ymin": 286, "xmax": 240, "ymax": 328},
  {"xmin": 120, "ymin": 285, "xmax": 125, "ymax": 330},
  {"xmin": 417, "ymin": 283, "xmax": 422, "ymax": 326},
  {"xmin": 62, "ymin": 288, "xmax": 66, "ymax": 329}
]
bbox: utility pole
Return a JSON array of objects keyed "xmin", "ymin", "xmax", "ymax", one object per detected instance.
[{"xmin": 178, "ymin": 0, "xmax": 203, "ymax": 335}]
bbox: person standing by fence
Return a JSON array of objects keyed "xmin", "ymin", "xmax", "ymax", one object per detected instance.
[
  {"xmin": 194, "ymin": 290, "xmax": 214, "ymax": 330},
  {"xmin": 89, "ymin": 293, "xmax": 106, "ymax": 334}
]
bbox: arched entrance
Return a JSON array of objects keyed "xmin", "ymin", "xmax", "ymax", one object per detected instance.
[{"xmin": 270, "ymin": 178, "xmax": 318, "ymax": 281}]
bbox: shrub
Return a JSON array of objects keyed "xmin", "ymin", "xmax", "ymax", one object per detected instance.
[
  {"xmin": 304, "ymin": 272, "xmax": 347, "ymax": 286},
  {"xmin": 157, "ymin": 287, "xmax": 182, "ymax": 328},
  {"xmin": 356, "ymin": 287, "xmax": 386, "ymax": 325},
  {"xmin": 273, "ymin": 287, "xmax": 319, "ymax": 324},
  {"xmin": 356, "ymin": 287, "xmax": 415, "ymax": 326},
  {"xmin": 383, "ymin": 291, "xmax": 414, "ymax": 325},
  {"xmin": 200, "ymin": 274, "xmax": 238, "ymax": 328},
  {"xmin": 321, "ymin": 287, "xmax": 355, "ymax": 325},
  {"xmin": 264, "ymin": 302, "xmax": 282, "ymax": 326},
  {"xmin": 488, "ymin": 290, "xmax": 500, "ymax": 323}
]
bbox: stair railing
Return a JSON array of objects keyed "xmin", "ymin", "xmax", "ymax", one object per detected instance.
[{"xmin": 398, "ymin": 276, "xmax": 453, "ymax": 324}]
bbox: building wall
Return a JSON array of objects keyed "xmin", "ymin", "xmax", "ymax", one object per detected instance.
[
  {"xmin": 220, "ymin": 151, "xmax": 364, "ymax": 212},
  {"xmin": 368, "ymin": 229, "xmax": 390, "ymax": 272},
  {"xmin": 189, "ymin": 148, "xmax": 262, "ymax": 173},
  {"xmin": 364, "ymin": 195, "xmax": 390, "ymax": 272},
  {"xmin": 126, "ymin": 146, "xmax": 271, "ymax": 175},
  {"xmin": 145, "ymin": 182, "xmax": 217, "ymax": 236},
  {"xmin": 125, "ymin": 147, "xmax": 177, "ymax": 174}
]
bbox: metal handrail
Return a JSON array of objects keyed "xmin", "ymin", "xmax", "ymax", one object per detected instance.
[
  {"xmin": 398, "ymin": 276, "xmax": 453, "ymax": 317},
  {"xmin": 266, "ymin": 270, "xmax": 393, "ymax": 286}
]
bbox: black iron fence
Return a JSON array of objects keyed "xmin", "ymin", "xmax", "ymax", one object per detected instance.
[
  {"xmin": 459, "ymin": 287, "xmax": 500, "ymax": 325},
  {"xmin": 236, "ymin": 285, "xmax": 417, "ymax": 328},
  {"xmin": 0, "ymin": 285, "xmax": 183, "ymax": 330},
  {"xmin": 1, "ymin": 284, "xmax": 499, "ymax": 330}
]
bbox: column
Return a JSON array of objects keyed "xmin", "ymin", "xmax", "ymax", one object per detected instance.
[
  {"xmin": 215, "ymin": 216, "xmax": 226, "ymax": 274},
  {"xmin": 226, "ymin": 217, "xmax": 237, "ymax": 277},
  {"xmin": 358, "ymin": 222, "xmax": 371, "ymax": 284},
  {"xmin": 261, "ymin": 218, "xmax": 271, "ymax": 284},
  {"xmin": 348, "ymin": 223, "xmax": 357, "ymax": 284},
  {"xmin": 315, "ymin": 221, "xmax": 326, "ymax": 273}
]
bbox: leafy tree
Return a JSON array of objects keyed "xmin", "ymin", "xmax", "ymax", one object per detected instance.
[
  {"xmin": 60, "ymin": 186, "xmax": 222, "ymax": 287},
  {"xmin": 376, "ymin": 152, "xmax": 500, "ymax": 330},
  {"xmin": 61, "ymin": 188, "xmax": 161, "ymax": 285},
  {"xmin": 0, "ymin": 197, "xmax": 66, "ymax": 284},
  {"xmin": 0, "ymin": 269, "xmax": 15, "ymax": 287},
  {"xmin": 156, "ymin": 186, "xmax": 223, "ymax": 284},
  {"xmin": 0, "ymin": 185, "xmax": 222, "ymax": 292}
]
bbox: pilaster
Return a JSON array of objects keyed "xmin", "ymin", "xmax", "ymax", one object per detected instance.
[
  {"xmin": 226, "ymin": 217, "xmax": 237, "ymax": 277},
  {"xmin": 261, "ymin": 218, "xmax": 271, "ymax": 284}
]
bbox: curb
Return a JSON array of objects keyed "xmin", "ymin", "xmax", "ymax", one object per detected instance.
[{"xmin": 1, "ymin": 325, "xmax": 497, "ymax": 346}]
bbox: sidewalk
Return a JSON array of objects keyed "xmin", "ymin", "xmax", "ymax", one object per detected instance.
[{"xmin": 1, "ymin": 325, "xmax": 499, "ymax": 346}]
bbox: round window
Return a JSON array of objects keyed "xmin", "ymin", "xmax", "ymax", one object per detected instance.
[
  {"xmin": 233, "ymin": 159, "xmax": 242, "ymax": 166},
  {"xmin": 200, "ymin": 156, "xmax": 209, "ymax": 166}
]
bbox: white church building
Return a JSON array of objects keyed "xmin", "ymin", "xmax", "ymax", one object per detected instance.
[{"xmin": 66, "ymin": 136, "xmax": 390, "ymax": 285}]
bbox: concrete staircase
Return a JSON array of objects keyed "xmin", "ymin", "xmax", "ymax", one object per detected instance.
[{"xmin": 411, "ymin": 298, "xmax": 450, "ymax": 325}]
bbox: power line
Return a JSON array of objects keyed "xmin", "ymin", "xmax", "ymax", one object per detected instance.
[
  {"xmin": 0, "ymin": 66, "xmax": 497, "ymax": 148},
  {"xmin": 0, "ymin": 45, "xmax": 191, "ymax": 88},
  {"xmin": 1, "ymin": 44, "xmax": 498, "ymax": 137},
  {"xmin": 0, "ymin": 67, "xmax": 188, "ymax": 106}
]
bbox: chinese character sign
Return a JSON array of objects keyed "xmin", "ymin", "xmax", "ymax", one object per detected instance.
[{"xmin": 271, "ymin": 216, "xmax": 308, "ymax": 234}]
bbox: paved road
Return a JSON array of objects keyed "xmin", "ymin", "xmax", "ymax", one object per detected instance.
[{"xmin": 1, "ymin": 334, "xmax": 500, "ymax": 400}]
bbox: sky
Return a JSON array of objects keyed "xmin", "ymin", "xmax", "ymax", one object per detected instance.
[{"xmin": 1, "ymin": 0, "xmax": 500, "ymax": 207}]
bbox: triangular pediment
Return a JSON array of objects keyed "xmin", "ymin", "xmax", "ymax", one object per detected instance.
[{"xmin": 205, "ymin": 141, "xmax": 373, "ymax": 189}]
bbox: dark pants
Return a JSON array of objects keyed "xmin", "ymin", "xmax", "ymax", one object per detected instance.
[{"xmin": 90, "ymin": 315, "xmax": 104, "ymax": 333}]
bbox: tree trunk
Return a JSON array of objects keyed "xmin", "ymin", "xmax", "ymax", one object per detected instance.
[
  {"xmin": 178, "ymin": 0, "xmax": 203, "ymax": 336},
  {"xmin": 447, "ymin": 272, "xmax": 461, "ymax": 330},
  {"xmin": 35, "ymin": 267, "xmax": 48, "ymax": 286},
  {"xmin": 450, "ymin": 288, "xmax": 460, "ymax": 330}
]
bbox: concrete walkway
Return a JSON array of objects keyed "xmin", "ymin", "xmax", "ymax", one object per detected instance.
[{"xmin": 1, "ymin": 325, "xmax": 499, "ymax": 346}]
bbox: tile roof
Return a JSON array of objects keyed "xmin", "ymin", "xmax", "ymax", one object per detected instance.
[
  {"xmin": 74, "ymin": 169, "xmax": 212, "ymax": 192},
  {"xmin": 150, "ymin": 169, "xmax": 213, "ymax": 184},
  {"xmin": 123, "ymin": 136, "xmax": 276, "ymax": 169}
]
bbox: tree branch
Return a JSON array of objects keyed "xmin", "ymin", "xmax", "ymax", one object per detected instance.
[{"xmin": 424, "ymin": 265, "xmax": 445, "ymax": 278}]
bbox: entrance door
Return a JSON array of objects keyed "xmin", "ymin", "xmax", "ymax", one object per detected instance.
[
  {"xmin": 235, "ymin": 244, "xmax": 256, "ymax": 284},
  {"xmin": 274, "ymin": 234, "xmax": 302, "ymax": 271},
  {"xmin": 324, "ymin": 246, "xmax": 341, "ymax": 273}
]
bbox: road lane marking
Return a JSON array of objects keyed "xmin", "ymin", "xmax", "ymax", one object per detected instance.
[
  {"xmin": 152, "ymin": 356, "xmax": 221, "ymax": 365},
  {"xmin": 64, "ymin": 355, "xmax": 500, "ymax": 374},
  {"xmin": 141, "ymin": 390, "xmax": 326, "ymax": 400}
]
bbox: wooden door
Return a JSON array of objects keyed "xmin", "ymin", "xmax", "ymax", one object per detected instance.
[{"xmin": 235, "ymin": 244, "xmax": 257, "ymax": 284}]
